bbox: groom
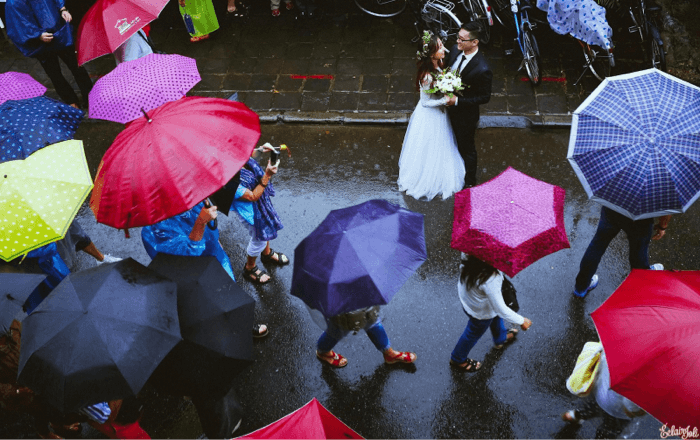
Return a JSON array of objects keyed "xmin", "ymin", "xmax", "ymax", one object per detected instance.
[{"xmin": 445, "ymin": 22, "xmax": 493, "ymax": 187}]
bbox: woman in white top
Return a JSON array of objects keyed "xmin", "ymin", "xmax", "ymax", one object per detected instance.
[{"xmin": 450, "ymin": 254, "xmax": 533, "ymax": 372}]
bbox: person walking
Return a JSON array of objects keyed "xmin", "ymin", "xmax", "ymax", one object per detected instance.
[
  {"xmin": 233, "ymin": 148, "xmax": 288, "ymax": 285},
  {"xmin": 6, "ymin": 0, "xmax": 93, "ymax": 109},
  {"xmin": 314, "ymin": 306, "xmax": 416, "ymax": 368},
  {"xmin": 398, "ymin": 32, "xmax": 465, "ymax": 201},
  {"xmin": 444, "ymin": 22, "xmax": 493, "ymax": 188},
  {"xmin": 178, "ymin": 0, "xmax": 219, "ymax": 43},
  {"xmin": 572, "ymin": 207, "xmax": 671, "ymax": 298},
  {"xmin": 450, "ymin": 254, "xmax": 532, "ymax": 372},
  {"xmin": 561, "ymin": 350, "xmax": 646, "ymax": 438}
]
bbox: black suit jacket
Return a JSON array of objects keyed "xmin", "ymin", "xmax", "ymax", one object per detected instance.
[{"xmin": 445, "ymin": 46, "xmax": 493, "ymax": 121}]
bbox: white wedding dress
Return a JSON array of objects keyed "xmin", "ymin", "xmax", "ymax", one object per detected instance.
[{"xmin": 398, "ymin": 74, "xmax": 465, "ymax": 200}]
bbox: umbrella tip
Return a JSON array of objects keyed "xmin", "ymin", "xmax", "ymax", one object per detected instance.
[{"xmin": 140, "ymin": 108, "xmax": 152, "ymax": 123}]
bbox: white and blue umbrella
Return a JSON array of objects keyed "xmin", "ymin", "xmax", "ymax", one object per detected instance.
[{"xmin": 568, "ymin": 68, "xmax": 700, "ymax": 220}]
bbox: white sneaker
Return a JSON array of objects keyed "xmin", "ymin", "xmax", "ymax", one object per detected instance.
[
  {"xmin": 649, "ymin": 263, "xmax": 664, "ymax": 270},
  {"xmin": 98, "ymin": 254, "xmax": 122, "ymax": 264}
]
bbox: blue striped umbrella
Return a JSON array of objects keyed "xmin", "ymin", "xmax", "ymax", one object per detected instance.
[
  {"xmin": 568, "ymin": 68, "xmax": 700, "ymax": 220},
  {"xmin": 0, "ymin": 96, "xmax": 83, "ymax": 163}
]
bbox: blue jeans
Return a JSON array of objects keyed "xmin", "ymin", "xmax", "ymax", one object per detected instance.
[
  {"xmin": 451, "ymin": 312, "xmax": 507, "ymax": 364},
  {"xmin": 574, "ymin": 207, "xmax": 654, "ymax": 292},
  {"xmin": 317, "ymin": 318, "xmax": 391, "ymax": 353}
]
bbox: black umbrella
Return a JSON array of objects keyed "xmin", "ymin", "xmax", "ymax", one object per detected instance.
[
  {"xmin": 17, "ymin": 258, "xmax": 181, "ymax": 412},
  {"xmin": 147, "ymin": 254, "xmax": 255, "ymax": 398},
  {"xmin": 208, "ymin": 172, "xmax": 241, "ymax": 216},
  {"xmin": 0, "ymin": 271, "xmax": 46, "ymax": 330}
]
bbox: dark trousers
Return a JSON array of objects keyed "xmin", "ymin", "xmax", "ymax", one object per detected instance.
[
  {"xmin": 450, "ymin": 113, "xmax": 479, "ymax": 186},
  {"xmin": 37, "ymin": 47, "xmax": 93, "ymax": 106},
  {"xmin": 191, "ymin": 387, "xmax": 244, "ymax": 439},
  {"xmin": 574, "ymin": 207, "xmax": 654, "ymax": 292}
]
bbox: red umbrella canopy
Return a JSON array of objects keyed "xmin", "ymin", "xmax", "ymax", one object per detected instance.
[
  {"xmin": 90, "ymin": 97, "xmax": 260, "ymax": 229},
  {"xmin": 238, "ymin": 398, "xmax": 363, "ymax": 439},
  {"xmin": 591, "ymin": 269, "xmax": 700, "ymax": 427},
  {"xmin": 451, "ymin": 167, "xmax": 570, "ymax": 277},
  {"xmin": 77, "ymin": 0, "xmax": 169, "ymax": 65}
]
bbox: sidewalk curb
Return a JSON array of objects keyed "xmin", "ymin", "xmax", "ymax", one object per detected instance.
[{"xmin": 80, "ymin": 111, "xmax": 572, "ymax": 128}]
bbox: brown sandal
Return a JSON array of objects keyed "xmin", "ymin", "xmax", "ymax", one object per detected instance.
[
  {"xmin": 494, "ymin": 329, "xmax": 518, "ymax": 349},
  {"xmin": 316, "ymin": 350, "xmax": 347, "ymax": 367},
  {"xmin": 450, "ymin": 358, "xmax": 482, "ymax": 372}
]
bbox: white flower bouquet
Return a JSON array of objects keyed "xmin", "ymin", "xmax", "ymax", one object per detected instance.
[{"xmin": 426, "ymin": 69, "xmax": 465, "ymax": 98}]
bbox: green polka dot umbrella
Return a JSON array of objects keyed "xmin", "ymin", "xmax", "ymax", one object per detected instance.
[{"xmin": 0, "ymin": 140, "xmax": 93, "ymax": 262}]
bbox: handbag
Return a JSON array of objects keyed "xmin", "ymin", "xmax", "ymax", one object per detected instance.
[
  {"xmin": 501, "ymin": 276, "xmax": 519, "ymax": 312},
  {"xmin": 566, "ymin": 342, "xmax": 603, "ymax": 397},
  {"xmin": 330, "ymin": 306, "xmax": 380, "ymax": 335}
]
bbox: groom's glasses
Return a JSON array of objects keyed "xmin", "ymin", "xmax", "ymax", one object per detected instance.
[{"xmin": 457, "ymin": 37, "xmax": 477, "ymax": 42}]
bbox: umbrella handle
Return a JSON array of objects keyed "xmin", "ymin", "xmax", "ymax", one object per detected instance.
[{"xmin": 203, "ymin": 198, "xmax": 217, "ymax": 230}]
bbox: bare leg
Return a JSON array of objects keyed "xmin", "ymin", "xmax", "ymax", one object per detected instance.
[
  {"xmin": 228, "ymin": 0, "xmax": 236, "ymax": 12},
  {"xmin": 80, "ymin": 242, "xmax": 104, "ymax": 261}
]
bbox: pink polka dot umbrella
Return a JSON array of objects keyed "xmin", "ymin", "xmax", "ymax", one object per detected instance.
[
  {"xmin": 0, "ymin": 72, "xmax": 47, "ymax": 105},
  {"xmin": 88, "ymin": 53, "xmax": 201, "ymax": 124},
  {"xmin": 451, "ymin": 167, "xmax": 570, "ymax": 277}
]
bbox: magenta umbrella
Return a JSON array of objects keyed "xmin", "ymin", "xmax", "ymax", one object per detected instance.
[
  {"xmin": 0, "ymin": 72, "xmax": 47, "ymax": 105},
  {"xmin": 88, "ymin": 53, "xmax": 200, "ymax": 124},
  {"xmin": 451, "ymin": 167, "xmax": 570, "ymax": 277}
]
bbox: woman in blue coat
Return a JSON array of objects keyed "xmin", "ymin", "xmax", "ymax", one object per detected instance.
[{"xmin": 6, "ymin": 0, "xmax": 92, "ymax": 108}]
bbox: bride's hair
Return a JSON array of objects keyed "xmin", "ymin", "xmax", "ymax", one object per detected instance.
[{"xmin": 415, "ymin": 35, "xmax": 442, "ymax": 91}]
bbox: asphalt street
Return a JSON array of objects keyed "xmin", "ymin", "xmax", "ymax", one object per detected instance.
[{"xmin": 24, "ymin": 122, "xmax": 696, "ymax": 439}]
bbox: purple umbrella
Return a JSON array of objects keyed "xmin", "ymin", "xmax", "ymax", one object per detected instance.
[
  {"xmin": 291, "ymin": 199, "xmax": 427, "ymax": 318},
  {"xmin": 88, "ymin": 53, "xmax": 201, "ymax": 124},
  {"xmin": 0, "ymin": 72, "xmax": 47, "ymax": 105}
]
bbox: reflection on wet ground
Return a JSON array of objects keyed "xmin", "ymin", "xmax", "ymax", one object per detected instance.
[{"xmin": 4, "ymin": 122, "xmax": 695, "ymax": 439}]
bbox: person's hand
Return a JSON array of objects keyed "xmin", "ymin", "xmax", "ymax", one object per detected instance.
[
  {"xmin": 265, "ymin": 160, "xmax": 278, "ymax": 177},
  {"xmin": 197, "ymin": 204, "xmax": 218, "ymax": 224},
  {"xmin": 521, "ymin": 317, "xmax": 532, "ymax": 330},
  {"xmin": 61, "ymin": 10, "xmax": 72, "ymax": 22},
  {"xmin": 179, "ymin": 0, "xmax": 186, "ymax": 6},
  {"xmin": 40, "ymin": 32, "xmax": 54, "ymax": 43},
  {"xmin": 445, "ymin": 95, "xmax": 457, "ymax": 106},
  {"xmin": 651, "ymin": 226, "xmax": 666, "ymax": 240}
]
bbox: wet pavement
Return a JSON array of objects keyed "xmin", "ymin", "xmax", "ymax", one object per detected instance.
[
  {"xmin": 0, "ymin": 0, "xmax": 683, "ymax": 127},
  {"xmin": 3, "ymin": 122, "xmax": 697, "ymax": 439}
]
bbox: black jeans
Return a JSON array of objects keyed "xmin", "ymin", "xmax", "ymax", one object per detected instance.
[{"xmin": 37, "ymin": 47, "xmax": 93, "ymax": 106}]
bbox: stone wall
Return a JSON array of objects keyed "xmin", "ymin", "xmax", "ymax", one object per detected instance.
[{"xmin": 655, "ymin": 0, "xmax": 700, "ymax": 85}]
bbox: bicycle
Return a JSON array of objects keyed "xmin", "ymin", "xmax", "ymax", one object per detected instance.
[
  {"xmin": 627, "ymin": 0, "xmax": 666, "ymax": 70},
  {"xmin": 490, "ymin": 0, "xmax": 541, "ymax": 84},
  {"xmin": 353, "ymin": 0, "xmax": 493, "ymax": 47},
  {"xmin": 573, "ymin": 39, "xmax": 615, "ymax": 84}
]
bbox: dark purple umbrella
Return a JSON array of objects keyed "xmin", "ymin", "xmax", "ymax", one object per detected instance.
[{"xmin": 291, "ymin": 199, "xmax": 427, "ymax": 318}]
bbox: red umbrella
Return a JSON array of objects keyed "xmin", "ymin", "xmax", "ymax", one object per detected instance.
[
  {"xmin": 238, "ymin": 398, "xmax": 363, "ymax": 439},
  {"xmin": 451, "ymin": 167, "xmax": 570, "ymax": 277},
  {"xmin": 591, "ymin": 269, "xmax": 700, "ymax": 427},
  {"xmin": 77, "ymin": 0, "xmax": 169, "ymax": 66},
  {"xmin": 90, "ymin": 97, "xmax": 260, "ymax": 229}
]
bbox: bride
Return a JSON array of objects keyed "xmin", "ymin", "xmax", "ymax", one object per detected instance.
[{"xmin": 398, "ymin": 33, "xmax": 465, "ymax": 201}]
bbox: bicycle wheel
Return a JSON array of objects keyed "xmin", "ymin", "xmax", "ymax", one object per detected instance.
[
  {"xmin": 353, "ymin": 0, "xmax": 407, "ymax": 17},
  {"xmin": 488, "ymin": 0, "xmax": 514, "ymax": 30},
  {"xmin": 522, "ymin": 28, "xmax": 541, "ymax": 85},
  {"xmin": 422, "ymin": 3, "xmax": 462, "ymax": 48},
  {"xmin": 648, "ymin": 23, "xmax": 666, "ymax": 71},
  {"xmin": 584, "ymin": 44, "xmax": 613, "ymax": 81},
  {"xmin": 465, "ymin": 0, "xmax": 491, "ymax": 44}
]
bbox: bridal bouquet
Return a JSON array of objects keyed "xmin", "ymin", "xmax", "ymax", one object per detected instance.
[{"xmin": 427, "ymin": 70, "xmax": 465, "ymax": 98}]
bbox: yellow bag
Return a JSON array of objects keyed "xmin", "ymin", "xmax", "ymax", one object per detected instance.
[{"xmin": 566, "ymin": 341, "xmax": 603, "ymax": 397}]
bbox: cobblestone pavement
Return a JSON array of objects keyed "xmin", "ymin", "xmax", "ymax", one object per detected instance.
[{"xmin": 0, "ymin": 0, "xmax": 681, "ymax": 127}]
